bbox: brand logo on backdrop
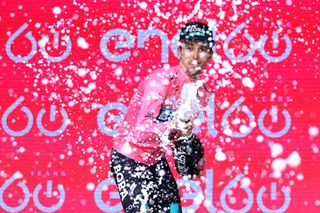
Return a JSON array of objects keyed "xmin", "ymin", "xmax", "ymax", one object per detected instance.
[
  {"xmin": 94, "ymin": 169, "xmax": 291, "ymax": 212},
  {"xmin": 1, "ymin": 95, "xmax": 292, "ymax": 138},
  {"xmin": 2, "ymin": 20, "xmax": 292, "ymax": 63},
  {"xmin": 0, "ymin": 171, "xmax": 65, "ymax": 212},
  {"xmin": 97, "ymin": 95, "xmax": 292, "ymax": 138},
  {"xmin": 0, "ymin": 170, "xmax": 292, "ymax": 212},
  {"xmin": 1, "ymin": 96, "xmax": 69, "ymax": 137}
]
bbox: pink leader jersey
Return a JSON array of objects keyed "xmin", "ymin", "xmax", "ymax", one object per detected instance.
[{"xmin": 113, "ymin": 64, "xmax": 209, "ymax": 165}]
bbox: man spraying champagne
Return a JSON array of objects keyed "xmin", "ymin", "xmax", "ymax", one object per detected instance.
[{"xmin": 110, "ymin": 22, "xmax": 215, "ymax": 213}]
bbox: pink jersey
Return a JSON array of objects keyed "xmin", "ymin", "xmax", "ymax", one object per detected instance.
[{"xmin": 113, "ymin": 64, "xmax": 209, "ymax": 164}]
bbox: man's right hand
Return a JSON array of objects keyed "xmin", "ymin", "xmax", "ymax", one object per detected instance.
[{"xmin": 172, "ymin": 118, "xmax": 193, "ymax": 137}]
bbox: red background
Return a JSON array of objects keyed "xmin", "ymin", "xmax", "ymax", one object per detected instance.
[{"xmin": 0, "ymin": 0, "xmax": 319, "ymax": 212}]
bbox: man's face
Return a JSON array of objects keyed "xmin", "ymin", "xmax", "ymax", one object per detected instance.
[{"xmin": 178, "ymin": 40, "xmax": 212, "ymax": 79}]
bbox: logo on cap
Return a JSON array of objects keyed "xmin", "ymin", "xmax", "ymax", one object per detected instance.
[{"xmin": 185, "ymin": 25, "xmax": 206, "ymax": 36}]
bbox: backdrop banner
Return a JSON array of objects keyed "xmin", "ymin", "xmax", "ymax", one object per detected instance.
[{"xmin": 0, "ymin": 1, "xmax": 319, "ymax": 212}]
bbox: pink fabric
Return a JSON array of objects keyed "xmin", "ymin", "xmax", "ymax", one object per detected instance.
[{"xmin": 113, "ymin": 64, "xmax": 209, "ymax": 164}]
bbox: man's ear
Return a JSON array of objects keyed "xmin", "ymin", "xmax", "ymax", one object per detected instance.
[
  {"xmin": 178, "ymin": 46, "xmax": 182, "ymax": 58},
  {"xmin": 208, "ymin": 50, "xmax": 213, "ymax": 59}
]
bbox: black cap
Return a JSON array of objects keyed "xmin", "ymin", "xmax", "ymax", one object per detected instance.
[{"xmin": 179, "ymin": 22, "xmax": 215, "ymax": 47}]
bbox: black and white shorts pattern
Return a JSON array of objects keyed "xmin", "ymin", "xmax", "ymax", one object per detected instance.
[{"xmin": 110, "ymin": 149, "xmax": 182, "ymax": 213}]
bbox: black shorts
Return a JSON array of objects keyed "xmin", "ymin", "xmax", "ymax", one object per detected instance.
[{"xmin": 110, "ymin": 149, "xmax": 182, "ymax": 213}]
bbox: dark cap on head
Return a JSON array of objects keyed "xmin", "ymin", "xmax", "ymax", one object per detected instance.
[{"xmin": 179, "ymin": 22, "xmax": 215, "ymax": 47}]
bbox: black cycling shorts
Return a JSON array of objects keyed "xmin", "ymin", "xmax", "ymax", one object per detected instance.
[{"xmin": 110, "ymin": 149, "xmax": 182, "ymax": 213}]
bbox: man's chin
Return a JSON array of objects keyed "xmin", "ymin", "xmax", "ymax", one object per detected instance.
[{"xmin": 187, "ymin": 69, "xmax": 201, "ymax": 78}]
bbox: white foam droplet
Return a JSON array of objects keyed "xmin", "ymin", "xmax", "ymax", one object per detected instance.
[
  {"xmin": 122, "ymin": 142, "xmax": 132, "ymax": 155},
  {"xmin": 271, "ymin": 143, "xmax": 283, "ymax": 158},
  {"xmin": 115, "ymin": 67, "xmax": 123, "ymax": 76},
  {"xmin": 139, "ymin": 2, "xmax": 148, "ymax": 9},
  {"xmin": 309, "ymin": 126, "xmax": 319, "ymax": 137},
  {"xmin": 242, "ymin": 77, "xmax": 255, "ymax": 88},
  {"xmin": 286, "ymin": 151, "xmax": 301, "ymax": 168},
  {"xmin": 86, "ymin": 182, "xmax": 95, "ymax": 191},
  {"xmin": 77, "ymin": 37, "xmax": 89, "ymax": 49},
  {"xmin": 41, "ymin": 78, "xmax": 49, "ymax": 85},
  {"xmin": 14, "ymin": 171, "xmax": 23, "ymax": 179},
  {"xmin": 297, "ymin": 173, "xmax": 304, "ymax": 181},
  {"xmin": 52, "ymin": 7, "xmax": 62, "ymax": 15},
  {"xmin": 256, "ymin": 135, "xmax": 264, "ymax": 143},
  {"xmin": 241, "ymin": 177, "xmax": 251, "ymax": 187},
  {"xmin": 271, "ymin": 158, "xmax": 286, "ymax": 172},
  {"xmin": 215, "ymin": 151, "xmax": 227, "ymax": 161}
]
